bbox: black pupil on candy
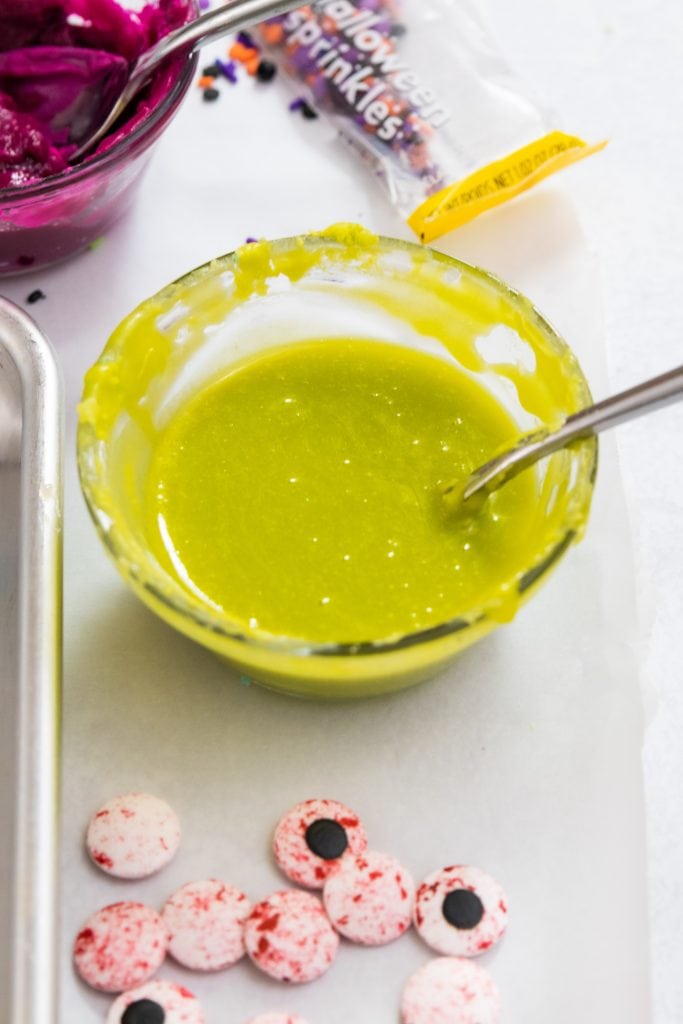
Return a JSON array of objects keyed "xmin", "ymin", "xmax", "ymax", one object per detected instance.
[
  {"xmin": 442, "ymin": 888, "xmax": 485, "ymax": 930},
  {"xmin": 305, "ymin": 818, "xmax": 348, "ymax": 859},
  {"xmin": 121, "ymin": 1000, "xmax": 165, "ymax": 1024}
]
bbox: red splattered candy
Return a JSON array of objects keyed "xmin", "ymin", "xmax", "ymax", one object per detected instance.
[
  {"xmin": 401, "ymin": 957, "xmax": 501, "ymax": 1024},
  {"xmin": 107, "ymin": 980, "xmax": 205, "ymax": 1023},
  {"xmin": 73, "ymin": 902, "xmax": 168, "ymax": 993},
  {"xmin": 323, "ymin": 850, "xmax": 415, "ymax": 945},
  {"xmin": 244, "ymin": 889, "xmax": 339, "ymax": 983},
  {"xmin": 162, "ymin": 878, "xmax": 251, "ymax": 971},
  {"xmin": 86, "ymin": 792, "xmax": 181, "ymax": 880},
  {"xmin": 414, "ymin": 865, "xmax": 508, "ymax": 957},
  {"xmin": 273, "ymin": 798, "xmax": 368, "ymax": 889}
]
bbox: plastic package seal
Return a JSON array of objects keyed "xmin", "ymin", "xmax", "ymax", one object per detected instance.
[{"xmin": 258, "ymin": 0, "xmax": 605, "ymax": 241}]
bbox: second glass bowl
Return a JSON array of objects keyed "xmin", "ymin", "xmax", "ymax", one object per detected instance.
[{"xmin": 77, "ymin": 226, "xmax": 597, "ymax": 698}]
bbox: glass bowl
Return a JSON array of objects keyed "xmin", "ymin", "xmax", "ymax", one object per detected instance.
[
  {"xmin": 0, "ymin": 2, "xmax": 197, "ymax": 277},
  {"xmin": 77, "ymin": 226, "xmax": 597, "ymax": 699}
]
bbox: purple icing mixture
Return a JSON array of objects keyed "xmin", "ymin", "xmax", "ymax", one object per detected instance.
[{"xmin": 0, "ymin": 0, "xmax": 193, "ymax": 189}]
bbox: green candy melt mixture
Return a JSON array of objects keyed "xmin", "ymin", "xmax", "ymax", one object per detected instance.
[{"xmin": 145, "ymin": 338, "xmax": 536, "ymax": 644}]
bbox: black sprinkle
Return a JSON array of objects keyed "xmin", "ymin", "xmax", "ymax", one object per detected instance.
[
  {"xmin": 256, "ymin": 59, "xmax": 277, "ymax": 82},
  {"xmin": 27, "ymin": 289, "xmax": 46, "ymax": 304},
  {"xmin": 389, "ymin": 22, "xmax": 407, "ymax": 37},
  {"xmin": 202, "ymin": 87, "xmax": 220, "ymax": 102},
  {"xmin": 121, "ymin": 999, "xmax": 165, "ymax": 1024},
  {"xmin": 202, "ymin": 62, "xmax": 221, "ymax": 77},
  {"xmin": 305, "ymin": 818, "xmax": 348, "ymax": 860},
  {"xmin": 300, "ymin": 100, "xmax": 318, "ymax": 120},
  {"xmin": 442, "ymin": 889, "xmax": 485, "ymax": 930}
]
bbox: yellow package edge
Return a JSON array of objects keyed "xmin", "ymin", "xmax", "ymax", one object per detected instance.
[{"xmin": 408, "ymin": 131, "xmax": 607, "ymax": 243}]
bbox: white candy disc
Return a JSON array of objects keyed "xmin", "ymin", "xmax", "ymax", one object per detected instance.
[
  {"xmin": 86, "ymin": 793, "xmax": 181, "ymax": 879},
  {"xmin": 414, "ymin": 865, "xmax": 508, "ymax": 957},
  {"xmin": 244, "ymin": 889, "xmax": 339, "ymax": 983},
  {"xmin": 323, "ymin": 850, "xmax": 415, "ymax": 945},
  {"xmin": 273, "ymin": 798, "xmax": 368, "ymax": 889},
  {"xmin": 162, "ymin": 879, "xmax": 251, "ymax": 971},
  {"xmin": 246, "ymin": 1016, "xmax": 311, "ymax": 1024},
  {"xmin": 107, "ymin": 980, "xmax": 205, "ymax": 1023},
  {"xmin": 73, "ymin": 902, "xmax": 168, "ymax": 993},
  {"xmin": 401, "ymin": 957, "xmax": 501, "ymax": 1024}
]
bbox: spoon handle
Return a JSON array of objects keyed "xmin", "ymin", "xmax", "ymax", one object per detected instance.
[
  {"xmin": 133, "ymin": 0, "xmax": 296, "ymax": 79},
  {"xmin": 72, "ymin": 0, "xmax": 298, "ymax": 158},
  {"xmin": 458, "ymin": 363, "xmax": 683, "ymax": 502}
]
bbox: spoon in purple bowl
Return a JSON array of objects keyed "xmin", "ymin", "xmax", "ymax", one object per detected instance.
[{"xmin": 0, "ymin": 0, "xmax": 300, "ymax": 167}]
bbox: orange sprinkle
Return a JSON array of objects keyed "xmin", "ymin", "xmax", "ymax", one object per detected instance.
[
  {"xmin": 260, "ymin": 23, "xmax": 284, "ymax": 45},
  {"xmin": 228, "ymin": 42, "xmax": 259, "ymax": 63},
  {"xmin": 245, "ymin": 55, "xmax": 261, "ymax": 75},
  {"xmin": 197, "ymin": 75, "xmax": 215, "ymax": 88}
]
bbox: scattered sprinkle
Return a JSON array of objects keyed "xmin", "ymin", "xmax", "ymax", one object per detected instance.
[
  {"xmin": 27, "ymin": 289, "xmax": 46, "ymax": 304},
  {"xmin": 202, "ymin": 87, "xmax": 220, "ymax": 103},
  {"xmin": 256, "ymin": 59, "xmax": 277, "ymax": 83},
  {"xmin": 197, "ymin": 75, "xmax": 216, "ymax": 89},
  {"xmin": 229, "ymin": 41, "xmax": 259, "ymax": 64},
  {"xmin": 289, "ymin": 97, "xmax": 318, "ymax": 119},
  {"xmin": 245, "ymin": 237, "xmax": 258, "ymax": 244},
  {"xmin": 202, "ymin": 62, "xmax": 222, "ymax": 78},
  {"xmin": 236, "ymin": 30, "xmax": 258, "ymax": 50},
  {"xmin": 216, "ymin": 58, "xmax": 238, "ymax": 83}
]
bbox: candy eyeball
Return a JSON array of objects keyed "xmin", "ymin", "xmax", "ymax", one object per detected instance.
[
  {"xmin": 273, "ymin": 798, "xmax": 368, "ymax": 888},
  {"xmin": 86, "ymin": 793, "xmax": 181, "ymax": 880},
  {"xmin": 106, "ymin": 980, "xmax": 205, "ymax": 1024},
  {"xmin": 414, "ymin": 865, "xmax": 508, "ymax": 957},
  {"xmin": 322, "ymin": 850, "xmax": 415, "ymax": 945},
  {"xmin": 162, "ymin": 879, "xmax": 251, "ymax": 971},
  {"xmin": 244, "ymin": 889, "xmax": 339, "ymax": 983},
  {"xmin": 73, "ymin": 902, "xmax": 169, "ymax": 993},
  {"xmin": 401, "ymin": 957, "xmax": 501, "ymax": 1024}
]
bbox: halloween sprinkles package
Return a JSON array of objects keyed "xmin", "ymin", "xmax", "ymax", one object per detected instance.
[{"xmin": 257, "ymin": 0, "xmax": 604, "ymax": 241}]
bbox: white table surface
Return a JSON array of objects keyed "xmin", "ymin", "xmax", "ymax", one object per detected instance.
[
  {"xmin": 483, "ymin": 2, "xmax": 683, "ymax": 1020},
  {"xmin": 4, "ymin": 0, "xmax": 682, "ymax": 1020}
]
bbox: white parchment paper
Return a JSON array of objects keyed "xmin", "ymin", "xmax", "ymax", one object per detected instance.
[{"xmin": 2, "ymin": 69, "xmax": 650, "ymax": 1024}]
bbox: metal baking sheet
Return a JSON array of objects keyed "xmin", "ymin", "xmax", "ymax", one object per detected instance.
[{"xmin": 0, "ymin": 298, "xmax": 63, "ymax": 1024}]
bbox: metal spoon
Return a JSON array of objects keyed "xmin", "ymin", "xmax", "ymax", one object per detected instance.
[
  {"xmin": 441, "ymin": 364, "xmax": 683, "ymax": 512},
  {"xmin": 66, "ymin": 0, "xmax": 299, "ymax": 161}
]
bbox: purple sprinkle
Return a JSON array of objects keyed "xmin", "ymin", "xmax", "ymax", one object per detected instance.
[
  {"xmin": 216, "ymin": 58, "xmax": 238, "ymax": 83},
  {"xmin": 289, "ymin": 97, "xmax": 306, "ymax": 112},
  {"xmin": 198, "ymin": 0, "xmax": 210, "ymax": 8},
  {"xmin": 245, "ymin": 237, "xmax": 258, "ymax": 244},
  {"xmin": 236, "ymin": 30, "xmax": 258, "ymax": 49}
]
